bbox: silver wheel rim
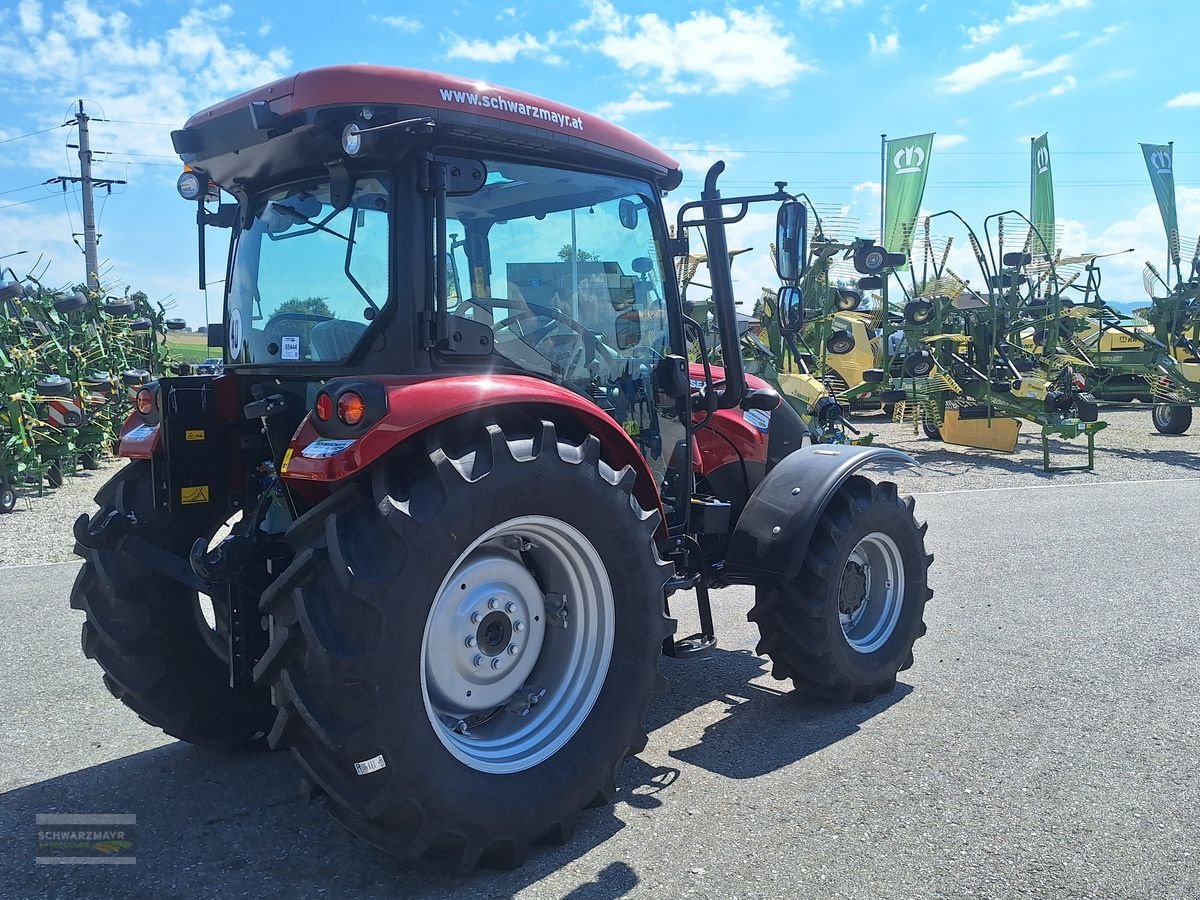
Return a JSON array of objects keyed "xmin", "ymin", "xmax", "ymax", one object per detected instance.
[
  {"xmin": 839, "ymin": 531, "xmax": 905, "ymax": 654},
  {"xmin": 421, "ymin": 515, "xmax": 614, "ymax": 774},
  {"xmin": 1154, "ymin": 405, "xmax": 1173, "ymax": 428}
]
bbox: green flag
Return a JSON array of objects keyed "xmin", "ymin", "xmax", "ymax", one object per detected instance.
[
  {"xmin": 1030, "ymin": 134, "xmax": 1055, "ymax": 256},
  {"xmin": 883, "ymin": 133, "xmax": 935, "ymax": 269},
  {"xmin": 1141, "ymin": 142, "xmax": 1180, "ymax": 264}
]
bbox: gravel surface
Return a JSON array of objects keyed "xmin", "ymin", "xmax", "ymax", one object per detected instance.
[
  {"xmin": 0, "ymin": 457, "xmax": 127, "ymax": 569},
  {"xmin": 2, "ymin": 407, "xmax": 1200, "ymax": 897},
  {"xmin": 2, "ymin": 475, "xmax": 1198, "ymax": 898}
]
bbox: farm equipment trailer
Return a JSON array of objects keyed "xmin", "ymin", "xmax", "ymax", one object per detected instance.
[{"xmin": 71, "ymin": 66, "xmax": 933, "ymax": 869}]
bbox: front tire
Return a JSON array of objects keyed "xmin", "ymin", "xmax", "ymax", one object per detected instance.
[
  {"xmin": 257, "ymin": 421, "xmax": 672, "ymax": 868},
  {"xmin": 1152, "ymin": 404, "xmax": 1192, "ymax": 435},
  {"xmin": 70, "ymin": 461, "xmax": 273, "ymax": 747},
  {"xmin": 0, "ymin": 482, "xmax": 15, "ymax": 514},
  {"xmin": 749, "ymin": 476, "xmax": 932, "ymax": 702}
]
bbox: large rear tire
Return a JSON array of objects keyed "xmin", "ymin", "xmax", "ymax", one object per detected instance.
[
  {"xmin": 1152, "ymin": 404, "xmax": 1192, "ymax": 435},
  {"xmin": 257, "ymin": 421, "xmax": 672, "ymax": 869},
  {"xmin": 70, "ymin": 461, "xmax": 273, "ymax": 747},
  {"xmin": 749, "ymin": 476, "xmax": 932, "ymax": 702}
]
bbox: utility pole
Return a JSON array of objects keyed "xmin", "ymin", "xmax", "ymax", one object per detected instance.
[
  {"xmin": 76, "ymin": 100, "xmax": 99, "ymax": 290},
  {"xmin": 47, "ymin": 101, "xmax": 125, "ymax": 291}
]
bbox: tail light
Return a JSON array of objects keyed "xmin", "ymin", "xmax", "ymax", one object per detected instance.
[
  {"xmin": 315, "ymin": 392, "xmax": 333, "ymax": 422},
  {"xmin": 337, "ymin": 391, "xmax": 366, "ymax": 426}
]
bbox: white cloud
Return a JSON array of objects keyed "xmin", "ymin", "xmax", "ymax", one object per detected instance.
[
  {"xmin": 853, "ymin": 181, "xmax": 882, "ymax": 198},
  {"xmin": 576, "ymin": 2, "xmax": 813, "ymax": 95},
  {"xmin": 1021, "ymin": 53, "xmax": 1072, "ymax": 78},
  {"xmin": 964, "ymin": 0, "xmax": 1091, "ymax": 49},
  {"xmin": 1086, "ymin": 23, "xmax": 1122, "ymax": 46},
  {"xmin": 444, "ymin": 32, "xmax": 549, "ymax": 63},
  {"xmin": 596, "ymin": 90, "xmax": 672, "ymax": 122},
  {"xmin": 372, "ymin": 15, "xmax": 422, "ymax": 32},
  {"xmin": 1006, "ymin": 0, "xmax": 1090, "ymax": 26},
  {"xmin": 965, "ymin": 22, "xmax": 1001, "ymax": 45},
  {"xmin": 257, "ymin": 21, "xmax": 271, "ymax": 37},
  {"xmin": 799, "ymin": 0, "xmax": 862, "ymax": 10},
  {"xmin": 868, "ymin": 31, "xmax": 900, "ymax": 55},
  {"xmin": 497, "ymin": 6, "xmax": 516, "ymax": 18},
  {"xmin": 934, "ymin": 134, "xmax": 968, "ymax": 149},
  {"xmin": 937, "ymin": 45, "xmax": 1030, "ymax": 93},
  {"xmin": 1167, "ymin": 92, "xmax": 1200, "ymax": 108},
  {"xmin": 17, "ymin": 0, "xmax": 41, "ymax": 33},
  {"xmin": 1012, "ymin": 73, "xmax": 1078, "ymax": 107}
]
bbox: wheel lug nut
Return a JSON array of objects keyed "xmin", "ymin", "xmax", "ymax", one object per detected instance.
[
  {"xmin": 491, "ymin": 658, "xmax": 502, "ymax": 669},
  {"xmin": 473, "ymin": 655, "xmax": 483, "ymax": 668},
  {"xmin": 507, "ymin": 644, "xmax": 518, "ymax": 656},
  {"xmin": 514, "ymin": 621, "xmax": 524, "ymax": 632},
  {"xmin": 505, "ymin": 601, "xmax": 517, "ymax": 614},
  {"xmin": 488, "ymin": 597, "xmax": 500, "ymax": 610},
  {"xmin": 471, "ymin": 611, "xmax": 482, "ymax": 624},
  {"xmin": 465, "ymin": 636, "xmax": 475, "ymax": 648}
]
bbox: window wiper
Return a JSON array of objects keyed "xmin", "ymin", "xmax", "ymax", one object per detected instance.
[{"xmin": 270, "ymin": 203, "xmax": 352, "ymax": 243}]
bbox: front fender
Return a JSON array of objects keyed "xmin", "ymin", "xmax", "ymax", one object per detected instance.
[
  {"xmin": 723, "ymin": 444, "xmax": 916, "ymax": 580},
  {"xmin": 280, "ymin": 374, "xmax": 664, "ymax": 517}
]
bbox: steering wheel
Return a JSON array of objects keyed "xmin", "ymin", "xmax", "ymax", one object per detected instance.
[{"xmin": 459, "ymin": 297, "xmax": 618, "ymax": 378}]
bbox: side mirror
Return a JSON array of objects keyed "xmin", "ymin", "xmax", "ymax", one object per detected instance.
[
  {"xmin": 654, "ymin": 354, "xmax": 690, "ymax": 399},
  {"xmin": 206, "ymin": 323, "xmax": 226, "ymax": 348},
  {"xmin": 619, "ymin": 198, "xmax": 640, "ymax": 230},
  {"xmin": 774, "ymin": 202, "xmax": 807, "ymax": 281},
  {"xmin": 776, "ymin": 284, "xmax": 804, "ymax": 334}
]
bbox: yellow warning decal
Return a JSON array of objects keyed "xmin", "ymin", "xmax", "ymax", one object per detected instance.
[
  {"xmin": 185, "ymin": 429, "xmax": 206, "ymax": 441},
  {"xmin": 180, "ymin": 485, "xmax": 210, "ymax": 505},
  {"xmin": 281, "ymin": 448, "xmax": 293, "ymax": 474}
]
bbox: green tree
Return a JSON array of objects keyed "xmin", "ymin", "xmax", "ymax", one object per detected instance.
[
  {"xmin": 557, "ymin": 244, "xmax": 601, "ymax": 263},
  {"xmin": 273, "ymin": 296, "xmax": 333, "ymax": 317}
]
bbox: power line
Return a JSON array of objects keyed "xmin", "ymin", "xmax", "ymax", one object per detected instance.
[
  {"xmin": 0, "ymin": 180, "xmax": 52, "ymax": 197},
  {"xmin": 94, "ymin": 117, "xmax": 179, "ymax": 128},
  {"xmin": 0, "ymin": 191, "xmax": 76, "ymax": 211},
  {"xmin": 662, "ymin": 146, "xmax": 1200, "ymax": 157},
  {"xmin": 0, "ymin": 124, "xmax": 68, "ymax": 145}
]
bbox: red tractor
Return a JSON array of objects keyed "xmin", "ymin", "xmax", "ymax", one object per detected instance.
[{"xmin": 72, "ymin": 66, "xmax": 932, "ymax": 869}]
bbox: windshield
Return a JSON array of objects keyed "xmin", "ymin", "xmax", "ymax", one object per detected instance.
[
  {"xmin": 226, "ymin": 176, "xmax": 390, "ymax": 364},
  {"xmin": 445, "ymin": 162, "xmax": 672, "ymax": 391}
]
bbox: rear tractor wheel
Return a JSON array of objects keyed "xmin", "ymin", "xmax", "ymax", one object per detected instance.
[
  {"xmin": 70, "ymin": 461, "xmax": 273, "ymax": 747},
  {"xmin": 1152, "ymin": 404, "xmax": 1192, "ymax": 435},
  {"xmin": 257, "ymin": 421, "xmax": 672, "ymax": 868},
  {"xmin": 749, "ymin": 476, "xmax": 932, "ymax": 702}
]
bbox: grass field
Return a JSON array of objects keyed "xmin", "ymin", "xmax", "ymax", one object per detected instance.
[{"xmin": 165, "ymin": 331, "xmax": 218, "ymax": 364}]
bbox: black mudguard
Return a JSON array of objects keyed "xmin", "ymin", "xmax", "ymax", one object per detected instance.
[{"xmin": 723, "ymin": 444, "xmax": 916, "ymax": 580}]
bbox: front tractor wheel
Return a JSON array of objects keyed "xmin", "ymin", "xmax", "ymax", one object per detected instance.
[
  {"xmin": 749, "ymin": 476, "xmax": 932, "ymax": 702},
  {"xmin": 257, "ymin": 422, "xmax": 671, "ymax": 868},
  {"xmin": 70, "ymin": 461, "xmax": 274, "ymax": 747}
]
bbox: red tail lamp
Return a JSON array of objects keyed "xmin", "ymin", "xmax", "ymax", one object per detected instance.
[
  {"xmin": 135, "ymin": 388, "xmax": 155, "ymax": 415},
  {"xmin": 315, "ymin": 392, "xmax": 333, "ymax": 422},
  {"xmin": 337, "ymin": 390, "xmax": 366, "ymax": 426}
]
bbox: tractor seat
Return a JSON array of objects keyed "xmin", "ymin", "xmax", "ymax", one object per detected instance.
[{"xmin": 310, "ymin": 319, "xmax": 368, "ymax": 361}]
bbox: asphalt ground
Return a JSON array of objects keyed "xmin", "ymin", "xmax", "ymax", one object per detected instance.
[{"xmin": 1, "ymin": 406, "xmax": 1198, "ymax": 898}]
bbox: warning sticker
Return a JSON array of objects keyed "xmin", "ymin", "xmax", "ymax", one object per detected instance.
[
  {"xmin": 354, "ymin": 754, "xmax": 386, "ymax": 776},
  {"xmin": 281, "ymin": 335, "xmax": 300, "ymax": 360},
  {"xmin": 743, "ymin": 409, "xmax": 771, "ymax": 433},
  {"xmin": 280, "ymin": 448, "xmax": 293, "ymax": 474},
  {"xmin": 301, "ymin": 439, "xmax": 355, "ymax": 459},
  {"xmin": 180, "ymin": 485, "xmax": 210, "ymax": 505},
  {"xmin": 185, "ymin": 429, "xmax": 205, "ymax": 442}
]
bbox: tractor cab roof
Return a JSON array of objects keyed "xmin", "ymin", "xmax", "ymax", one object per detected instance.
[{"xmin": 173, "ymin": 65, "xmax": 682, "ymax": 192}]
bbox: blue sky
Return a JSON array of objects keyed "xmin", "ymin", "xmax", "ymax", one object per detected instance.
[{"xmin": 0, "ymin": 0, "xmax": 1196, "ymax": 329}]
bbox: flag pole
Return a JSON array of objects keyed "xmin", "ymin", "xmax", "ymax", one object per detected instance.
[
  {"xmin": 1170, "ymin": 140, "xmax": 1181, "ymax": 285},
  {"xmin": 880, "ymin": 133, "xmax": 887, "ymax": 244}
]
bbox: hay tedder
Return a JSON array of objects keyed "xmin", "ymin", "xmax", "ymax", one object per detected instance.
[{"xmin": 70, "ymin": 66, "xmax": 933, "ymax": 868}]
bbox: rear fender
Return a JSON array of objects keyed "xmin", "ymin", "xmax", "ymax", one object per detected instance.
[
  {"xmin": 723, "ymin": 445, "xmax": 916, "ymax": 580},
  {"xmin": 280, "ymin": 374, "xmax": 663, "ymax": 517}
]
